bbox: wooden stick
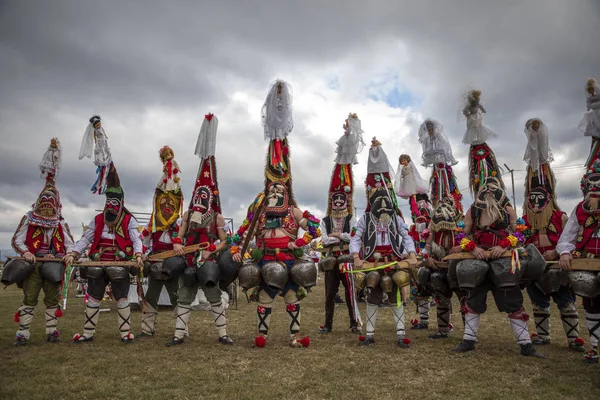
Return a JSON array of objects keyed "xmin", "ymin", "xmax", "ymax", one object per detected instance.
[
  {"xmin": 547, "ymin": 259, "xmax": 600, "ymax": 271},
  {"xmin": 74, "ymin": 261, "xmax": 138, "ymax": 267},
  {"xmin": 241, "ymin": 198, "xmax": 266, "ymax": 257},
  {"xmin": 7, "ymin": 257, "xmax": 62, "ymax": 263},
  {"xmin": 147, "ymin": 244, "xmax": 203, "ymax": 261},
  {"xmin": 442, "ymin": 250, "xmax": 526, "ymax": 261},
  {"xmin": 355, "ymin": 261, "xmax": 411, "ymax": 271},
  {"xmin": 7, "ymin": 257, "xmax": 137, "ymax": 267},
  {"xmin": 316, "ymin": 245, "xmax": 349, "ymax": 253}
]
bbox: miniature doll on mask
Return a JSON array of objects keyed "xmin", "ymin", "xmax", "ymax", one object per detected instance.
[
  {"xmin": 419, "ymin": 119, "xmax": 457, "ymax": 167},
  {"xmin": 462, "ymin": 90, "xmax": 498, "ymax": 145},
  {"xmin": 79, "ymin": 115, "xmax": 113, "ymax": 194},
  {"xmin": 39, "ymin": 137, "xmax": 62, "ymax": 180},
  {"xmin": 395, "ymin": 154, "xmax": 428, "ymax": 199},
  {"xmin": 578, "ymin": 78, "xmax": 600, "ymax": 138}
]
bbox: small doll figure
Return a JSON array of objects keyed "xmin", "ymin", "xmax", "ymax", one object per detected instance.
[
  {"xmin": 395, "ymin": 154, "xmax": 428, "ymax": 199},
  {"xmin": 419, "ymin": 119, "xmax": 457, "ymax": 167},
  {"xmin": 39, "ymin": 137, "xmax": 61, "ymax": 179},
  {"xmin": 335, "ymin": 112, "xmax": 365, "ymax": 165},
  {"xmin": 578, "ymin": 78, "xmax": 600, "ymax": 137},
  {"xmin": 157, "ymin": 145, "xmax": 181, "ymax": 192},
  {"xmin": 461, "ymin": 89, "xmax": 498, "ymax": 145},
  {"xmin": 79, "ymin": 115, "xmax": 113, "ymax": 194}
]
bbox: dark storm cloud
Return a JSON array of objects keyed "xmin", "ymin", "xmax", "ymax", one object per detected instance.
[{"xmin": 0, "ymin": 0, "xmax": 599, "ymax": 248}]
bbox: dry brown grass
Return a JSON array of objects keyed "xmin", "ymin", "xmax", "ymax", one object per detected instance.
[{"xmin": 0, "ymin": 277, "xmax": 599, "ymax": 400}]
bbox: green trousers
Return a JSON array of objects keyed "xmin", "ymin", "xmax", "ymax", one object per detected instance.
[
  {"xmin": 145, "ymin": 275, "xmax": 180, "ymax": 309},
  {"xmin": 22, "ymin": 263, "xmax": 60, "ymax": 308}
]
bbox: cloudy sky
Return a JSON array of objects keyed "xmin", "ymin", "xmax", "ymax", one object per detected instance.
[{"xmin": 0, "ymin": 0, "xmax": 598, "ymax": 251}]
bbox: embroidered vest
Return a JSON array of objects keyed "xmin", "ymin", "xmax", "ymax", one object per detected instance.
[
  {"xmin": 24, "ymin": 223, "xmax": 66, "ymax": 255},
  {"xmin": 89, "ymin": 213, "xmax": 134, "ymax": 258},
  {"xmin": 523, "ymin": 210, "xmax": 564, "ymax": 252},
  {"xmin": 361, "ymin": 213, "xmax": 404, "ymax": 260}
]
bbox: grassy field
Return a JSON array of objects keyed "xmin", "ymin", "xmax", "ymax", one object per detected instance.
[{"xmin": 0, "ymin": 278, "xmax": 599, "ymax": 400}]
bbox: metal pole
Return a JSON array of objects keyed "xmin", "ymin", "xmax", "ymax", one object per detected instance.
[{"xmin": 504, "ymin": 163, "xmax": 517, "ymax": 215}]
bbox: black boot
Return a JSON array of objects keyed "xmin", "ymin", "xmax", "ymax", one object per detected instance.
[
  {"xmin": 358, "ymin": 336, "xmax": 375, "ymax": 346},
  {"xmin": 218, "ymin": 336, "xmax": 233, "ymax": 345},
  {"xmin": 166, "ymin": 337, "xmax": 184, "ymax": 347},
  {"xmin": 520, "ymin": 343, "xmax": 546, "ymax": 358},
  {"xmin": 429, "ymin": 331, "xmax": 449, "ymax": 340},
  {"xmin": 318, "ymin": 325, "xmax": 332, "ymax": 334},
  {"xmin": 453, "ymin": 340, "xmax": 476, "ymax": 353}
]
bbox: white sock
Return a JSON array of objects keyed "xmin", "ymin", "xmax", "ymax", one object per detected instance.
[
  {"xmin": 463, "ymin": 312, "xmax": 480, "ymax": 341},
  {"xmin": 365, "ymin": 303, "xmax": 378, "ymax": 338}
]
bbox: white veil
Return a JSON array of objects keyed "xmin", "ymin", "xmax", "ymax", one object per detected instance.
[
  {"xmin": 394, "ymin": 159, "xmax": 428, "ymax": 198},
  {"xmin": 418, "ymin": 118, "xmax": 457, "ymax": 167},
  {"xmin": 261, "ymin": 79, "xmax": 294, "ymax": 140},
  {"xmin": 523, "ymin": 118, "xmax": 553, "ymax": 172},
  {"xmin": 335, "ymin": 114, "xmax": 365, "ymax": 165},
  {"xmin": 194, "ymin": 114, "xmax": 219, "ymax": 159},
  {"xmin": 79, "ymin": 122, "xmax": 95, "ymax": 160}
]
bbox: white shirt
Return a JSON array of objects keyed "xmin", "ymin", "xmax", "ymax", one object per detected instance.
[
  {"xmin": 349, "ymin": 214, "xmax": 415, "ymax": 255},
  {"xmin": 73, "ymin": 216, "xmax": 143, "ymax": 255},
  {"xmin": 556, "ymin": 205, "xmax": 600, "ymax": 255},
  {"xmin": 320, "ymin": 216, "xmax": 354, "ymax": 246}
]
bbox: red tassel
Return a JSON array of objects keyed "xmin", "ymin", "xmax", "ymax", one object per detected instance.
[
  {"xmin": 358, "ymin": 335, "xmax": 366, "ymax": 342},
  {"xmin": 254, "ymin": 336, "xmax": 266, "ymax": 348},
  {"xmin": 411, "ymin": 318, "xmax": 419, "ymax": 326},
  {"xmin": 402, "ymin": 338, "xmax": 411, "ymax": 345},
  {"xmin": 55, "ymin": 309, "xmax": 63, "ymax": 318},
  {"xmin": 299, "ymin": 336, "xmax": 310, "ymax": 347},
  {"xmin": 14, "ymin": 311, "xmax": 20, "ymax": 323}
]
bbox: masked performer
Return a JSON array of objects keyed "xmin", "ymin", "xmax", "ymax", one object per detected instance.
[
  {"xmin": 138, "ymin": 145, "xmax": 185, "ymax": 338},
  {"xmin": 65, "ymin": 164, "xmax": 143, "ymax": 343},
  {"xmin": 167, "ymin": 113, "xmax": 235, "ymax": 346},
  {"xmin": 420, "ymin": 198, "xmax": 466, "ymax": 339},
  {"xmin": 520, "ymin": 118, "xmax": 584, "ymax": 352},
  {"xmin": 453, "ymin": 175, "xmax": 544, "ymax": 357},
  {"xmin": 419, "ymin": 118, "xmax": 457, "ymax": 167},
  {"xmin": 407, "ymin": 193, "xmax": 434, "ymax": 330},
  {"xmin": 556, "ymin": 146, "xmax": 600, "ymax": 364},
  {"xmin": 350, "ymin": 138, "xmax": 418, "ymax": 348},
  {"xmin": 317, "ymin": 113, "xmax": 363, "ymax": 335},
  {"xmin": 231, "ymin": 80, "xmax": 320, "ymax": 348},
  {"xmin": 461, "ymin": 89, "xmax": 498, "ymax": 146},
  {"xmin": 79, "ymin": 115, "xmax": 112, "ymax": 195},
  {"xmin": 8, "ymin": 139, "xmax": 74, "ymax": 346}
]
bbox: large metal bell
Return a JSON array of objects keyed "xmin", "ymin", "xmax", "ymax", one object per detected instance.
[
  {"xmin": 430, "ymin": 271, "xmax": 449, "ymax": 294},
  {"xmin": 197, "ymin": 260, "xmax": 221, "ymax": 288},
  {"xmin": 489, "ymin": 258, "xmax": 521, "ymax": 289},
  {"xmin": 416, "ymin": 267, "xmax": 431, "ymax": 287},
  {"xmin": 261, "ymin": 261, "xmax": 289, "ymax": 290},
  {"xmin": 456, "ymin": 259, "xmax": 489, "ymax": 289},
  {"xmin": 354, "ymin": 272, "xmax": 367, "ymax": 292},
  {"xmin": 318, "ymin": 256, "xmax": 337, "ymax": 272},
  {"xmin": 520, "ymin": 244, "xmax": 547, "ymax": 284},
  {"xmin": 380, "ymin": 275, "xmax": 393, "ymax": 293},
  {"xmin": 217, "ymin": 249, "xmax": 242, "ymax": 289},
  {"xmin": 392, "ymin": 270, "xmax": 411, "ymax": 288},
  {"xmin": 535, "ymin": 268, "xmax": 570, "ymax": 295},
  {"xmin": 238, "ymin": 261, "xmax": 261, "ymax": 290},
  {"xmin": 1, "ymin": 259, "xmax": 34, "ymax": 286},
  {"xmin": 569, "ymin": 271, "xmax": 600, "ymax": 298},
  {"xmin": 39, "ymin": 261, "xmax": 65, "ymax": 284},
  {"xmin": 366, "ymin": 271, "xmax": 381, "ymax": 289},
  {"xmin": 290, "ymin": 259, "xmax": 318, "ymax": 289}
]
